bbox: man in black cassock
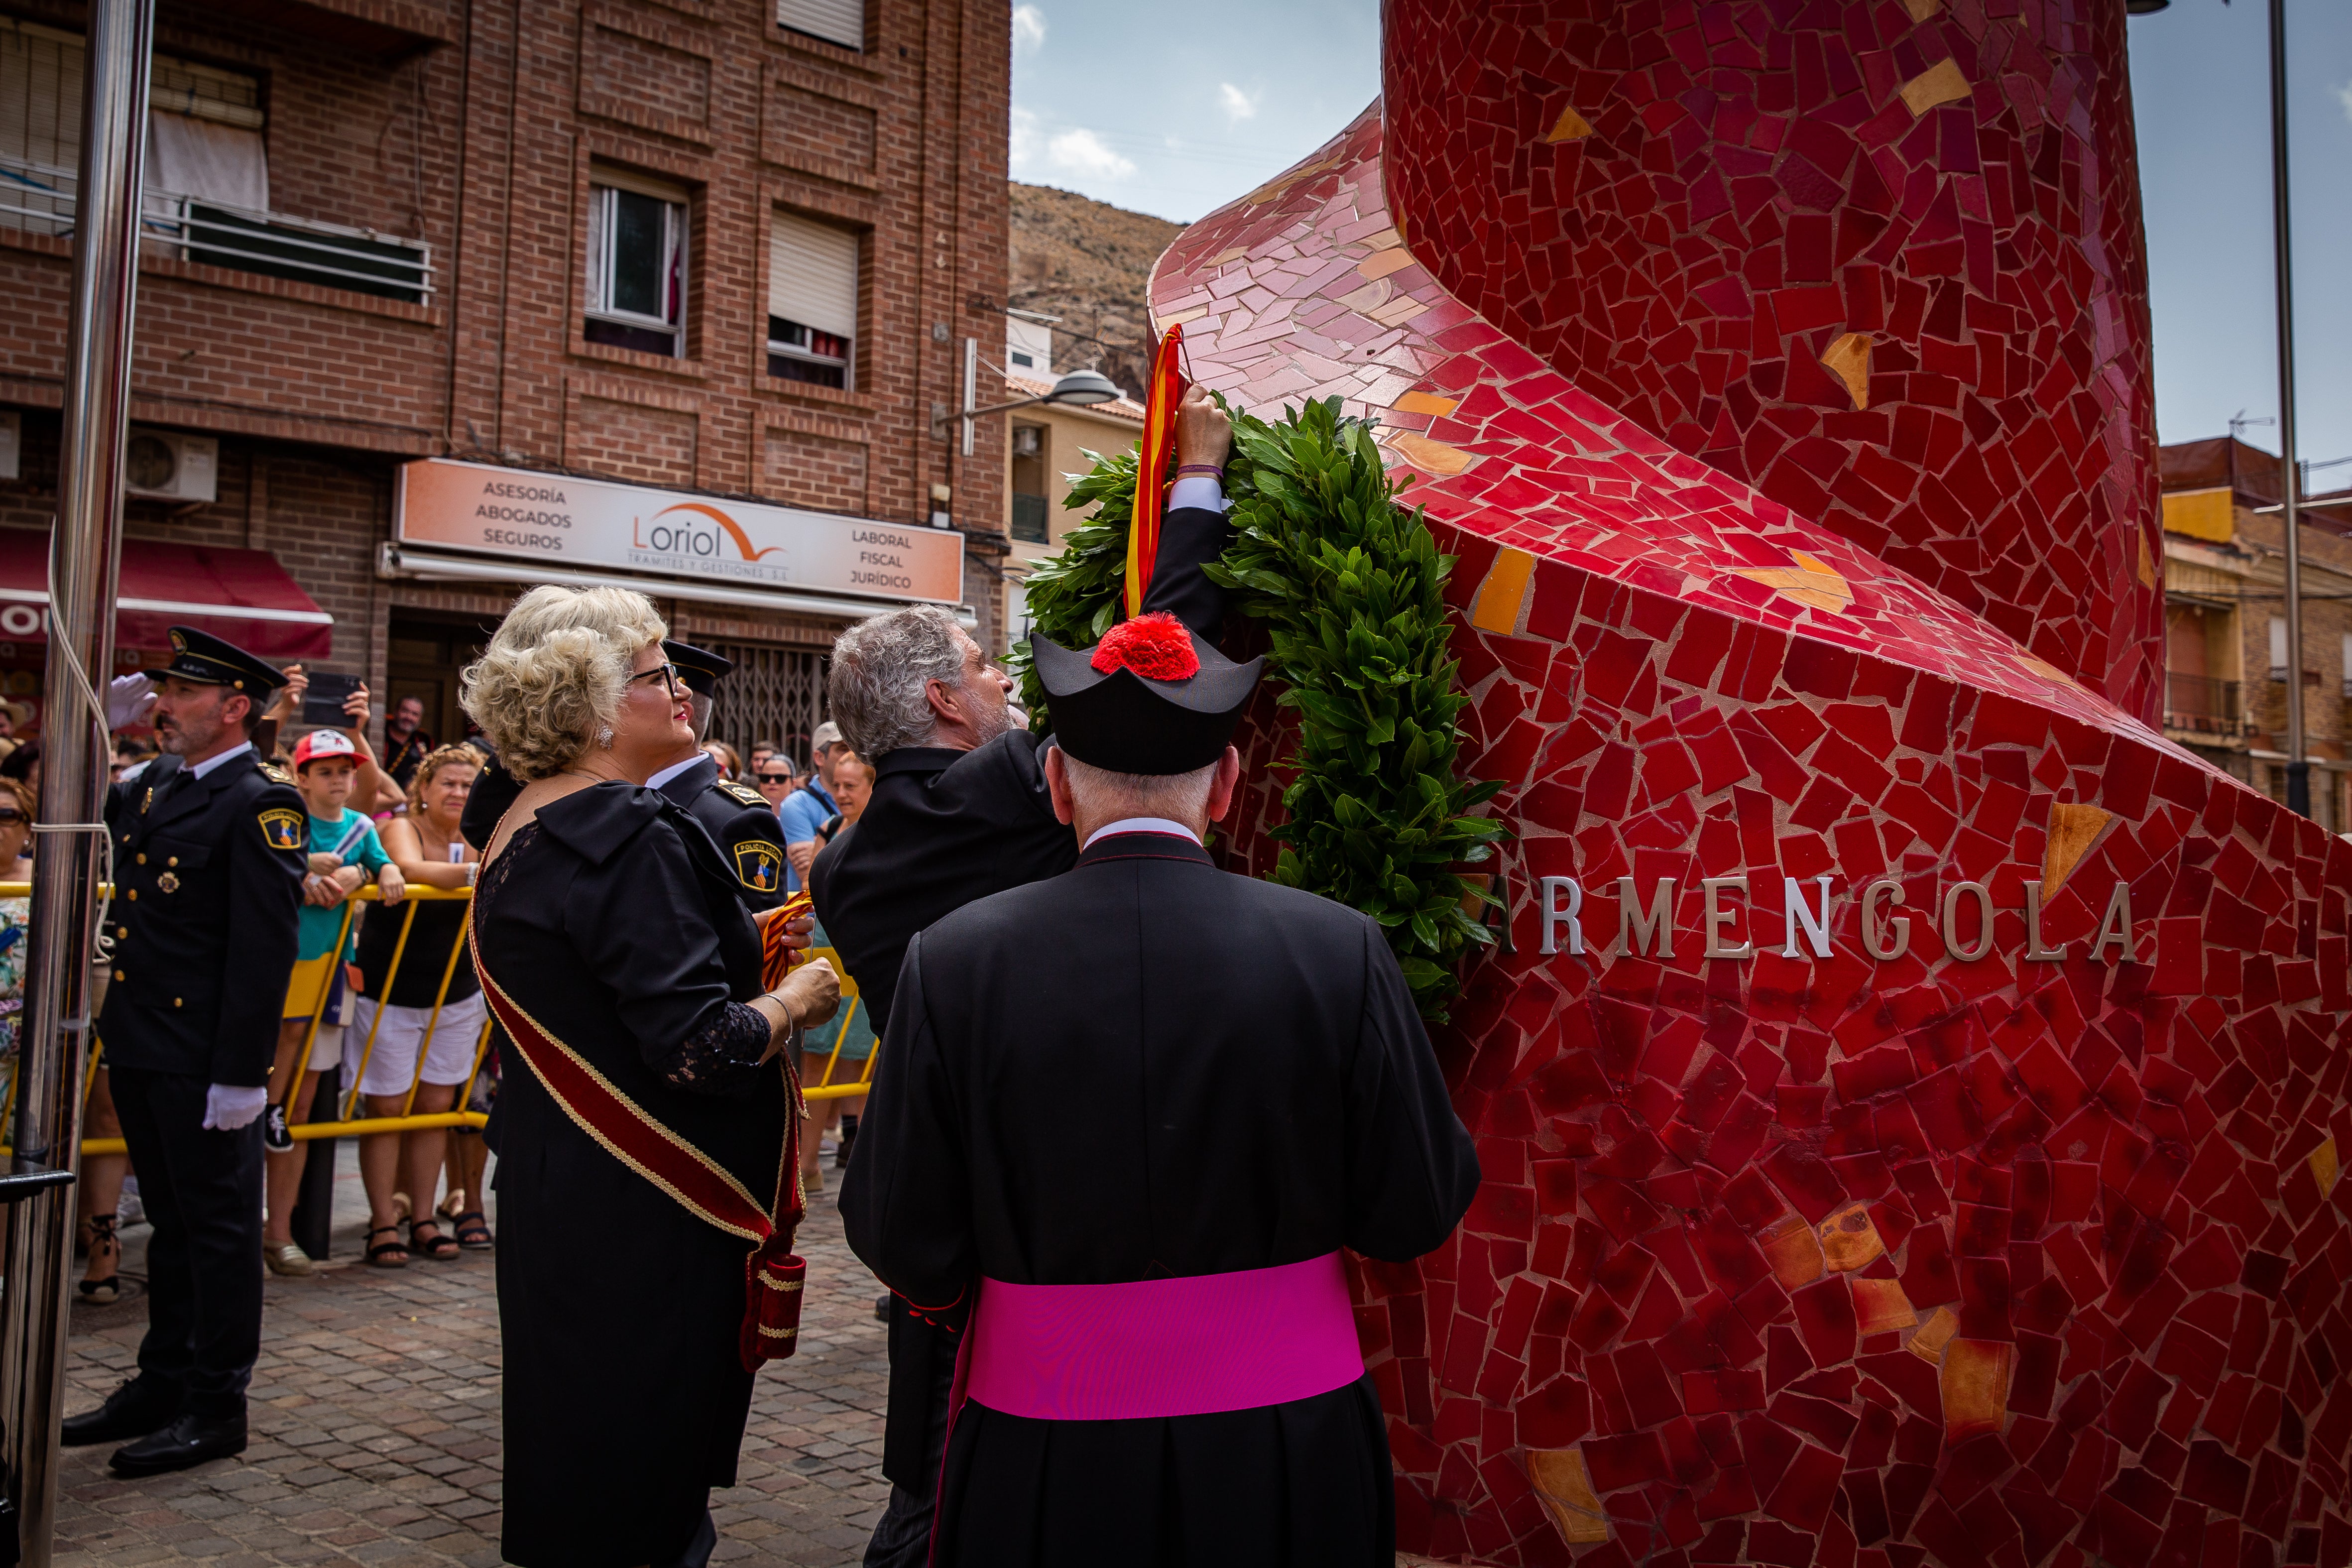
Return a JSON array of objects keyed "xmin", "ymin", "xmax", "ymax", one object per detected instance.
[
  {"xmin": 839, "ymin": 611, "xmax": 1480, "ymax": 1566},
  {"xmin": 812, "ymin": 382, "xmax": 1245, "ymax": 1566}
]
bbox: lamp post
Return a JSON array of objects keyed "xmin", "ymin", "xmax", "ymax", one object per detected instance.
[
  {"xmin": 0, "ymin": 0, "xmax": 154, "ymax": 1561},
  {"xmin": 2264, "ymin": 0, "xmax": 2311, "ymax": 818}
]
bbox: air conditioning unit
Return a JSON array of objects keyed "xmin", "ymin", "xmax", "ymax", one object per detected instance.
[
  {"xmin": 124, "ymin": 430, "xmax": 218, "ymax": 503},
  {"xmin": 1011, "ymin": 425, "xmax": 1042, "ymax": 458}
]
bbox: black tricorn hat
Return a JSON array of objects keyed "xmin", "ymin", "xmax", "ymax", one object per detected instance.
[
  {"xmin": 1032, "ymin": 613, "xmax": 1262, "ymax": 775},
  {"xmin": 142, "ymin": 625, "xmax": 288, "ymax": 696},
  {"xmin": 662, "ymin": 639, "xmax": 734, "ymax": 698}
]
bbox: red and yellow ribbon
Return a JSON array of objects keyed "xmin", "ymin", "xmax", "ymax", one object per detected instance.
[{"xmin": 1123, "ymin": 323, "xmax": 1186, "ymax": 620}]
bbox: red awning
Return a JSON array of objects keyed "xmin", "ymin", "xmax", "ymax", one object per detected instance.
[{"xmin": 0, "ymin": 528, "xmax": 334, "ymax": 661}]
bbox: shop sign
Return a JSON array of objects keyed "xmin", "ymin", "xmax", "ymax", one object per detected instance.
[{"xmin": 393, "ymin": 459, "xmax": 963, "ymax": 605}]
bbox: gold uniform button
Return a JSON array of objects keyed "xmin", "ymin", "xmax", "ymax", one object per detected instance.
[
  {"xmin": 136, "ymin": 853, "xmax": 147, "ymax": 864},
  {"xmin": 168, "ymin": 857, "xmax": 178, "ymax": 867},
  {"xmin": 115, "ymin": 926, "xmax": 127, "ymax": 939},
  {"xmin": 173, "ymin": 998, "xmax": 183, "ymax": 1008},
  {"xmin": 126, "ymin": 890, "xmax": 136, "ymax": 900},
  {"xmin": 114, "ymin": 969, "xmax": 125, "ymax": 981}
]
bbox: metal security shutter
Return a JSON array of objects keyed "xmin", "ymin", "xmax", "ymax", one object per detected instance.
[
  {"xmin": 150, "ymin": 54, "xmax": 263, "ymax": 129},
  {"xmin": 0, "ymin": 19, "xmax": 84, "ymax": 180},
  {"xmin": 768, "ymin": 212, "xmax": 858, "ymax": 341},
  {"xmin": 707, "ymin": 642, "xmax": 828, "ymax": 765},
  {"xmin": 777, "ymin": 0, "xmax": 864, "ymax": 51}
]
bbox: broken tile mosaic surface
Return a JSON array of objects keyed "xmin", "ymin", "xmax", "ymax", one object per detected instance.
[{"xmin": 1146, "ymin": 3, "xmax": 2352, "ymax": 1565}]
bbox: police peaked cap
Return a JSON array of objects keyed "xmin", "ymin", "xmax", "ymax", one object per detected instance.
[
  {"xmin": 143, "ymin": 625, "xmax": 289, "ymax": 695},
  {"xmin": 662, "ymin": 639, "xmax": 734, "ymax": 698},
  {"xmin": 1031, "ymin": 613, "xmax": 1262, "ymax": 775}
]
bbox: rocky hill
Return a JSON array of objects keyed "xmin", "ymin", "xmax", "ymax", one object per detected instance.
[{"xmin": 1007, "ymin": 182, "xmax": 1185, "ymax": 399}]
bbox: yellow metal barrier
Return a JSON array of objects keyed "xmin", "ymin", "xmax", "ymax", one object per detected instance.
[
  {"xmin": 0, "ymin": 880, "xmax": 868, "ymax": 1144},
  {"xmin": 800, "ymin": 947, "xmax": 878, "ymax": 1103}
]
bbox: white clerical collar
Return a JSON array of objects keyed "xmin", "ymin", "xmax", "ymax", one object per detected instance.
[
  {"xmin": 189, "ymin": 740, "xmax": 254, "ymax": 781},
  {"xmin": 1083, "ymin": 817, "xmax": 1202, "ymax": 850},
  {"xmin": 645, "ymin": 753, "xmax": 707, "ymax": 791}
]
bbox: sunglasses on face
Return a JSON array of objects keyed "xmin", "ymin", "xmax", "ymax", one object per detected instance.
[
  {"xmin": 0, "ymin": 809, "xmax": 26, "ymax": 825},
  {"xmin": 756, "ymin": 771, "xmax": 792, "ymax": 784},
  {"xmin": 625, "ymin": 662, "xmax": 683, "ymax": 697}
]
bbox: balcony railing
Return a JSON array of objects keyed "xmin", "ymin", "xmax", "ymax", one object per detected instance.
[
  {"xmin": 2164, "ymin": 672, "xmax": 2247, "ymax": 740},
  {"xmin": 0, "ymin": 153, "xmax": 433, "ymax": 303}
]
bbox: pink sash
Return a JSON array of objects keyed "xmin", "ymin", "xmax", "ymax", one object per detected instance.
[{"xmin": 962, "ymin": 1252, "xmax": 1364, "ymax": 1422}]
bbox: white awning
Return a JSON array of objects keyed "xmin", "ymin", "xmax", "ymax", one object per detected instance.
[{"xmin": 378, "ymin": 542, "xmax": 975, "ymax": 628}]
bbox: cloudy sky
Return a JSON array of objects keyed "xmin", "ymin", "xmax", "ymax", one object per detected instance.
[{"xmin": 1010, "ymin": 1, "xmax": 2352, "ymax": 474}]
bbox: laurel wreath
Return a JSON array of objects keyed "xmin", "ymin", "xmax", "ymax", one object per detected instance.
[{"xmin": 1010, "ymin": 395, "xmax": 1504, "ymax": 1021}]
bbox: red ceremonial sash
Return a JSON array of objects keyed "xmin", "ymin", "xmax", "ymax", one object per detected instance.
[
  {"xmin": 469, "ymin": 895, "xmax": 815, "ymax": 1371},
  {"xmin": 1122, "ymin": 323, "xmax": 1187, "ymax": 620}
]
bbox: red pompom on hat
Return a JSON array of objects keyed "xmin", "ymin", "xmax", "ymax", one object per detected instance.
[{"xmin": 1089, "ymin": 612, "xmax": 1201, "ymax": 681}]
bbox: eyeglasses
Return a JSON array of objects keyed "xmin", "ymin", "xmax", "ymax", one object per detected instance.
[
  {"xmin": 625, "ymin": 662, "xmax": 682, "ymax": 697},
  {"xmin": 0, "ymin": 809, "xmax": 26, "ymax": 824},
  {"xmin": 756, "ymin": 772, "xmax": 791, "ymax": 784}
]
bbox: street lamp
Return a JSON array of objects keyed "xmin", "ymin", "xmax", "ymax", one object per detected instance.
[
  {"xmin": 935, "ymin": 355, "xmax": 1123, "ymax": 454},
  {"xmin": 926, "ymin": 346, "xmax": 1128, "ymax": 531}
]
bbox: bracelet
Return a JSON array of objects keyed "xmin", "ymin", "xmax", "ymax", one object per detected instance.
[{"xmin": 1174, "ymin": 464, "xmax": 1224, "ymax": 479}]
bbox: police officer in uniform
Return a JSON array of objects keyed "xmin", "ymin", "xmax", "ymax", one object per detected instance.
[
  {"xmin": 63, "ymin": 626, "xmax": 306, "ymax": 1475},
  {"xmin": 644, "ymin": 640, "xmax": 792, "ymax": 911}
]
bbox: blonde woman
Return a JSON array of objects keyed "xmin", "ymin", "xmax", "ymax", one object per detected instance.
[
  {"xmin": 462, "ymin": 586, "xmax": 837, "ymax": 1568},
  {"xmin": 350, "ymin": 745, "xmax": 483, "ymax": 1264}
]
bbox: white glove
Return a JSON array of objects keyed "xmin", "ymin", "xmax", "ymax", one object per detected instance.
[
  {"xmin": 107, "ymin": 674, "xmax": 157, "ymax": 730},
  {"xmin": 202, "ymin": 1084, "xmax": 268, "ymax": 1131}
]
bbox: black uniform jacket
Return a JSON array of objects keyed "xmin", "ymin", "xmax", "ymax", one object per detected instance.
[
  {"xmin": 655, "ymin": 753, "xmax": 792, "ymax": 911},
  {"xmin": 472, "ymin": 783, "xmax": 786, "ymax": 1568},
  {"xmin": 459, "ymin": 753, "xmax": 519, "ymax": 854},
  {"xmin": 100, "ymin": 749, "xmax": 306, "ymax": 1085},
  {"xmin": 464, "ymin": 754, "xmax": 791, "ymax": 910},
  {"xmin": 840, "ymin": 832, "xmax": 1480, "ymax": 1563},
  {"xmin": 808, "ymin": 503, "xmax": 1233, "ymax": 1035}
]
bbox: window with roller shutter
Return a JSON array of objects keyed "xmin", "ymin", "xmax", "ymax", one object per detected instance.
[
  {"xmin": 777, "ymin": 0, "xmax": 864, "ymax": 52},
  {"xmin": 768, "ymin": 211, "xmax": 859, "ymax": 390}
]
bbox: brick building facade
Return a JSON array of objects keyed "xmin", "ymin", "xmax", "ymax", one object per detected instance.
[
  {"xmin": 0, "ymin": 0, "xmax": 1011, "ymax": 760},
  {"xmin": 2158, "ymin": 436, "xmax": 2352, "ymax": 833}
]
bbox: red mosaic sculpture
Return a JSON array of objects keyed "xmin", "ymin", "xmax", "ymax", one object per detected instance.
[
  {"xmin": 1383, "ymin": 0, "xmax": 2165, "ymax": 726},
  {"xmin": 1147, "ymin": 6, "xmax": 2352, "ymax": 1567}
]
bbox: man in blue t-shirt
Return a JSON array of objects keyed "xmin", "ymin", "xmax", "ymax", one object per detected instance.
[{"xmin": 779, "ymin": 720, "xmax": 843, "ymax": 891}]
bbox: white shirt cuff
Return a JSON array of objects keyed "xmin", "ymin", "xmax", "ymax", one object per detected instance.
[{"xmin": 1168, "ymin": 476, "xmax": 1228, "ymax": 514}]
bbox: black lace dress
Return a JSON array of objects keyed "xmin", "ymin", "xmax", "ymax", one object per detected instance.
[{"xmin": 473, "ymin": 784, "xmax": 787, "ymax": 1568}]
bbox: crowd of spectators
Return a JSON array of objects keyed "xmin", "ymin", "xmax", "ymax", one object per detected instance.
[{"xmin": 39, "ymin": 656, "xmax": 884, "ymax": 1289}]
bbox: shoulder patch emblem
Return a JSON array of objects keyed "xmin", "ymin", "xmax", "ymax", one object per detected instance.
[
  {"xmin": 261, "ymin": 763, "xmax": 297, "ymax": 786},
  {"xmin": 733, "ymin": 841, "xmax": 783, "ymax": 892},
  {"xmin": 718, "ymin": 780, "xmax": 768, "ymax": 808},
  {"xmin": 259, "ymin": 808, "xmax": 305, "ymax": 851}
]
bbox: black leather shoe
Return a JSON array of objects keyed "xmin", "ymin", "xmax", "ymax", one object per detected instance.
[
  {"xmin": 108, "ymin": 1412, "xmax": 247, "ymax": 1476},
  {"xmin": 60, "ymin": 1379, "xmax": 180, "ymax": 1447}
]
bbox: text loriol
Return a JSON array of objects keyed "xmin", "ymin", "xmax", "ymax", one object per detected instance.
[{"xmin": 1534, "ymin": 876, "xmax": 2137, "ymax": 964}]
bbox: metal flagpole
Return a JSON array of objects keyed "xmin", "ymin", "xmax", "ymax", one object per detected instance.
[
  {"xmin": 2267, "ymin": 0, "xmax": 2309, "ymax": 819},
  {"xmin": 0, "ymin": 0, "xmax": 155, "ymax": 1560}
]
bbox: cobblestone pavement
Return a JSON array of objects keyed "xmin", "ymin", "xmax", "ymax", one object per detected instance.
[{"xmin": 56, "ymin": 1141, "xmax": 890, "ymax": 1567}]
